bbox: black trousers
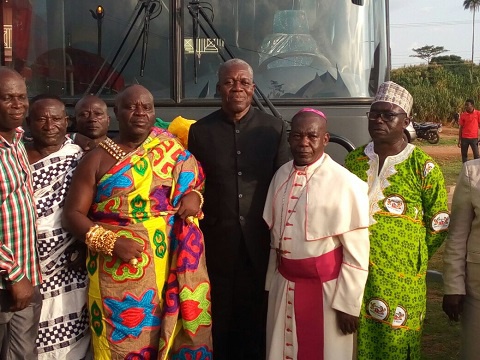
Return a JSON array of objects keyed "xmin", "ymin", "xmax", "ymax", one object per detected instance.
[
  {"xmin": 0, "ymin": 286, "xmax": 42, "ymax": 360},
  {"xmin": 461, "ymin": 138, "xmax": 480, "ymax": 163},
  {"xmin": 209, "ymin": 245, "xmax": 268, "ymax": 360}
]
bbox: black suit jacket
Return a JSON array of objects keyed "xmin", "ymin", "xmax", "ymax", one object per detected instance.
[{"xmin": 188, "ymin": 107, "xmax": 290, "ymax": 278}]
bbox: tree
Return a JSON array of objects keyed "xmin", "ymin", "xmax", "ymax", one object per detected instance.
[
  {"xmin": 410, "ymin": 45, "xmax": 449, "ymax": 64},
  {"xmin": 431, "ymin": 55, "xmax": 469, "ymax": 77},
  {"xmin": 464, "ymin": 0, "xmax": 480, "ymax": 68},
  {"xmin": 430, "ymin": 55, "xmax": 464, "ymax": 66}
]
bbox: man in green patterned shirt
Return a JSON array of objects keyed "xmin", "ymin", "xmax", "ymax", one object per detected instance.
[{"xmin": 345, "ymin": 81, "xmax": 449, "ymax": 360}]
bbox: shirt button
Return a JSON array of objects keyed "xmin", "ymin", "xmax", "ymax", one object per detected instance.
[
  {"xmin": 235, "ymin": 129, "xmax": 240, "ymax": 134},
  {"xmin": 238, "ymin": 171, "xmax": 242, "ymax": 176},
  {"xmin": 237, "ymin": 150, "xmax": 241, "ymax": 155},
  {"xmin": 238, "ymin": 194, "xmax": 243, "ymax": 198}
]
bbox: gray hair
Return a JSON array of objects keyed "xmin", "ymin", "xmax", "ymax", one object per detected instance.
[{"xmin": 217, "ymin": 59, "xmax": 253, "ymax": 80}]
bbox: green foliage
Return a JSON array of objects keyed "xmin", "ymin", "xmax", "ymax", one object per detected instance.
[
  {"xmin": 410, "ymin": 45, "xmax": 448, "ymax": 64},
  {"xmin": 391, "ymin": 61, "xmax": 480, "ymax": 122}
]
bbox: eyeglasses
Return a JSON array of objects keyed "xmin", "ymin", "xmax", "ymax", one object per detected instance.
[{"xmin": 367, "ymin": 111, "xmax": 407, "ymax": 122}]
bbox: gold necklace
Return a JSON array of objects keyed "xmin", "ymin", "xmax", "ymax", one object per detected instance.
[{"xmin": 99, "ymin": 137, "xmax": 128, "ymax": 161}]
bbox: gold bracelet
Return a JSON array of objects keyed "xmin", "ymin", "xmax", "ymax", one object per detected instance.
[
  {"xmin": 85, "ymin": 224, "xmax": 118, "ymax": 256},
  {"xmin": 190, "ymin": 189, "xmax": 204, "ymax": 209}
]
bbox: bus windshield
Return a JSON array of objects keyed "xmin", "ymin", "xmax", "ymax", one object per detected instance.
[
  {"xmin": 183, "ymin": 0, "xmax": 388, "ymax": 100},
  {"xmin": 3, "ymin": 0, "xmax": 387, "ymax": 102}
]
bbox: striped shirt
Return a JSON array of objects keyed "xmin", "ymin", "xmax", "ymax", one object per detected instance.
[{"xmin": 0, "ymin": 127, "xmax": 41, "ymax": 288}]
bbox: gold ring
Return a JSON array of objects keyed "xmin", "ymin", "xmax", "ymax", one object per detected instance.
[
  {"xmin": 186, "ymin": 216, "xmax": 195, "ymax": 225},
  {"xmin": 129, "ymin": 258, "xmax": 138, "ymax": 267}
]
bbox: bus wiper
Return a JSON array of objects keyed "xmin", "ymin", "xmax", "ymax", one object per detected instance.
[
  {"xmin": 84, "ymin": 0, "xmax": 161, "ymax": 96},
  {"xmin": 141, "ymin": 2, "xmax": 156, "ymax": 76},
  {"xmin": 187, "ymin": 0, "xmax": 283, "ymax": 120}
]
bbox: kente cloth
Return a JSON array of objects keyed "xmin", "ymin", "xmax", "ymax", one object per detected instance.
[
  {"xmin": 88, "ymin": 128, "xmax": 212, "ymax": 360},
  {"xmin": 30, "ymin": 138, "xmax": 91, "ymax": 359},
  {"xmin": 263, "ymin": 154, "xmax": 370, "ymax": 360},
  {"xmin": 345, "ymin": 142, "xmax": 450, "ymax": 360}
]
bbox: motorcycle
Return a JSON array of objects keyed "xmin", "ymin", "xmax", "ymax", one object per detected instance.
[{"xmin": 412, "ymin": 121, "xmax": 441, "ymax": 144}]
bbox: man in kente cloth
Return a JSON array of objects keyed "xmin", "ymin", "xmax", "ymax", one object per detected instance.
[{"xmin": 62, "ymin": 85, "xmax": 212, "ymax": 359}]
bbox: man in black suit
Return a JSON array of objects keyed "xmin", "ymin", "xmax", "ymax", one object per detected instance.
[{"xmin": 188, "ymin": 58, "xmax": 289, "ymax": 360}]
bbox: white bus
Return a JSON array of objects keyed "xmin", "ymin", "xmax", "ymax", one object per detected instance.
[{"xmin": 2, "ymin": 0, "xmax": 390, "ymax": 156}]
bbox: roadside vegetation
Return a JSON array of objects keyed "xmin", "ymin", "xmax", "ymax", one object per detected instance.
[{"xmin": 391, "ymin": 58, "xmax": 480, "ymax": 123}]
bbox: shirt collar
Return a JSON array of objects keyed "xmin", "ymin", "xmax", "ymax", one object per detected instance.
[
  {"xmin": 0, "ymin": 127, "xmax": 24, "ymax": 147},
  {"xmin": 293, "ymin": 153, "xmax": 326, "ymax": 174},
  {"xmin": 220, "ymin": 106, "xmax": 254, "ymax": 125}
]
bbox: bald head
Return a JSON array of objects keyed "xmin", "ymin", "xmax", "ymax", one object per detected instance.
[
  {"xmin": 114, "ymin": 85, "xmax": 154, "ymax": 109},
  {"xmin": 0, "ymin": 67, "xmax": 24, "ymax": 82}
]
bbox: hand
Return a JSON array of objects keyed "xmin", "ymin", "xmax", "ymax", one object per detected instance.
[
  {"xmin": 442, "ymin": 294, "xmax": 464, "ymax": 321},
  {"xmin": 64, "ymin": 241, "xmax": 87, "ymax": 271},
  {"xmin": 458, "ymin": 141, "xmax": 461, "ymax": 148},
  {"xmin": 336, "ymin": 310, "xmax": 359, "ymax": 335},
  {"xmin": 112, "ymin": 236, "xmax": 144, "ymax": 263},
  {"xmin": 7, "ymin": 276, "xmax": 34, "ymax": 311},
  {"xmin": 177, "ymin": 191, "xmax": 201, "ymax": 220}
]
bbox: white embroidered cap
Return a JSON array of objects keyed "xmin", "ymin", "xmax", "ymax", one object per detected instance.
[{"xmin": 372, "ymin": 81, "xmax": 413, "ymax": 115}]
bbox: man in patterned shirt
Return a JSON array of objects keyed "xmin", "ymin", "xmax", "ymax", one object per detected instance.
[
  {"xmin": 0, "ymin": 67, "xmax": 42, "ymax": 359},
  {"xmin": 345, "ymin": 81, "xmax": 450, "ymax": 360}
]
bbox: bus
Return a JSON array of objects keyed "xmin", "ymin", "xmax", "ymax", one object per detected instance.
[{"xmin": 2, "ymin": 0, "xmax": 389, "ymax": 158}]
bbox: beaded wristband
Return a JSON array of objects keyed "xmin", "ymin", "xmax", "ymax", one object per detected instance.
[
  {"xmin": 190, "ymin": 189, "xmax": 204, "ymax": 209},
  {"xmin": 190, "ymin": 189, "xmax": 204, "ymax": 219},
  {"xmin": 85, "ymin": 224, "xmax": 118, "ymax": 256}
]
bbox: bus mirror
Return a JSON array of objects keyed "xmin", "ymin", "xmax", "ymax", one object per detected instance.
[{"xmin": 351, "ymin": 0, "xmax": 364, "ymax": 5}]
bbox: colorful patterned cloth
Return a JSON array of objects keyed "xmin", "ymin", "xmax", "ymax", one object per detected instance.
[
  {"xmin": 31, "ymin": 138, "xmax": 91, "ymax": 359},
  {"xmin": 345, "ymin": 142, "xmax": 449, "ymax": 360},
  {"xmin": 88, "ymin": 128, "xmax": 212, "ymax": 359}
]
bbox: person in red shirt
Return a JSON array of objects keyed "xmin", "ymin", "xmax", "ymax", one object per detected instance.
[{"xmin": 458, "ymin": 99, "xmax": 480, "ymax": 162}]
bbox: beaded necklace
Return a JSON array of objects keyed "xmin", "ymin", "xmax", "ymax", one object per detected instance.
[{"xmin": 99, "ymin": 137, "xmax": 128, "ymax": 161}]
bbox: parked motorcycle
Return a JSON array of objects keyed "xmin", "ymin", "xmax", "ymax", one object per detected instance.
[{"xmin": 412, "ymin": 122, "xmax": 442, "ymax": 144}]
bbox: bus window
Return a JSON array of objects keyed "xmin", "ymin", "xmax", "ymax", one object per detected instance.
[
  {"xmin": 182, "ymin": 0, "xmax": 387, "ymax": 100},
  {"xmin": 4, "ymin": 0, "xmax": 172, "ymax": 99}
]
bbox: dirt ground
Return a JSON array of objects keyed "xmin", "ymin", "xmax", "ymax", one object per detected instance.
[{"xmin": 418, "ymin": 125, "xmax": 459, "ymax": 161}]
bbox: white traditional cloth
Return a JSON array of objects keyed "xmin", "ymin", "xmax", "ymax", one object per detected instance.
[
  {"xmin": 263, "ymin": 154, "xmax": 370, "ymax": 360},
  {"xmin": 31, "ymin": 139, "xmax": 91, "ymax": 359}
]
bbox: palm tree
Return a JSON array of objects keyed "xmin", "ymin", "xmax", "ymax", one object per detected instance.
[{"xmin": 464, "ymin": 0, "xmax": 480, "ymax": 69}]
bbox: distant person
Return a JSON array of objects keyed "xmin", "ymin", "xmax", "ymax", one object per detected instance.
[
  {"xmin": 458, "ymin": 99, "xmax": 480, "ymax": 163},
  {"xmin": 345, "ymin": 81, "xmax": 450, "ymax": 360},
  {"xmin": 0, "ymin": 67, "xmax": 42, "ymax": 359},
  {"xmin": 25, "ymin": 95, "xmax": 90, "ymax": 359},
  {"xmin": 62, "ymin": 85, "xmax": 212, "ymax": 358},
  {"xmin": 264, "ymin": 108, "xmax": 370, "ymax": 360},
  {"xmin": 74, "ymin": 94, "xmax": 110, "ymax": 147},
  {"xmin": 188, "ymin": 58, "xmax": 290, "ymax": 360},
  {"xmin": 451, "ymin": 112, "xmax": 460, "ymax": 127},
  {"xmin": 443, "ymin": 159, "xmax": 480, "ymax": 359}
]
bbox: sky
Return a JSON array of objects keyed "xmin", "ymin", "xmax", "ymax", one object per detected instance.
[{"xmin": 390, "ymin": 0, "xmax": 477, "ymax": 68}]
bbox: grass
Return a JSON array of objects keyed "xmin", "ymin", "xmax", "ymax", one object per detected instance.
[
  {"xmin": 434, "ymin": 158, "xmax": 462, "ymax": 187},
  {"xmin": 414, "ymin": 129, "xmax": 463, "ymax": 359}
]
